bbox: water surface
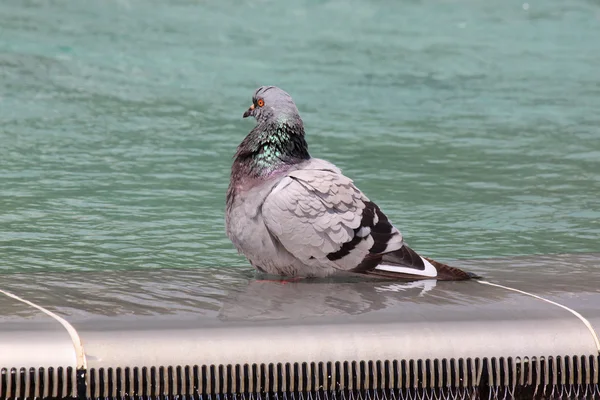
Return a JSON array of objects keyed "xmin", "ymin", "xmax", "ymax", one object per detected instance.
[{"xmin": 1, "ymin": 0, "xmax": 599, "ymax": 273}]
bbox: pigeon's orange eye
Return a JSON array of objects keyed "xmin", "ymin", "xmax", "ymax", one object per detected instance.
[{"xmin": 257, "ymin": 99, "xmax": 265, "ymax": 107}]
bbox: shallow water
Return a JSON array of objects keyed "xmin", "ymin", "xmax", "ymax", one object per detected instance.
[
  {"xmin": 1, "ymin": 253, "xmax": 598, "ymax": 320},
  {"xmin": 1, "ymin": 0, "xmax": 600, "ymax": 273}
]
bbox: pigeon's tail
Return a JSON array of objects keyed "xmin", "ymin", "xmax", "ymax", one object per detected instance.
[
  {"xmin": 362, "ymin": 245, "xmax": 477, "ymax": 281},
  {"xmin": 422, "ymin": 256, "xmax": 481, "ymax": 280}
]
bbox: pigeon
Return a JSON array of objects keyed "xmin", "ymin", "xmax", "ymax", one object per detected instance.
[{"xmin": 225, "ymin": 86, "xmax": 475, "ymax": 281}]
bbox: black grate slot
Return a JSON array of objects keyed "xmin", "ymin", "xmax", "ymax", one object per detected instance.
[
  {"xmin": 134, "ymin": 366, "xmax": 141, "ymax": 396},
  {"xmin": 193, "ymin": 365, "xmax": 200, "ymax": 396},
  {"xmin": 37, "ymin": 367, "xmax": 45, "ymax": 399}
]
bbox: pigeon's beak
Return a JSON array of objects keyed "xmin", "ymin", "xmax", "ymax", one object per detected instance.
[{"xmin": 243, "ymin": 104, "xmax": 255, "ymax": 118}]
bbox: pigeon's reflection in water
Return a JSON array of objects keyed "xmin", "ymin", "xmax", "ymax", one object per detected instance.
[
  {"xmin": 10, "ymin": 253, "xmax": 598, "ymax": 321},
  {"xmin": 374, "ymin": 279, "xmax": 437, "ymax": 296},
  {"xmin": 217, "ymin": 274, "xmax": 498, "ymax": 322}
]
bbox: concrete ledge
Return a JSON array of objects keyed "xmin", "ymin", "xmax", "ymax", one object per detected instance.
[{"xmin": 0, "ymin": 297, "xmax": 77, "ymax": 370}]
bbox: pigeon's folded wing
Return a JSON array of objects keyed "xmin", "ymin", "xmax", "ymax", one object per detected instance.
[{"xmin": 261, "ymin": 168, "xmax": 404, "ymax": 271}]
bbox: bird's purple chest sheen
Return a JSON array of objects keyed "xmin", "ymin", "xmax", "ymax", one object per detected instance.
[
  {"xmin": 227, "ymin": 171, "xmax": 285, "ymax": 227},
  {"xmin": 227, "ymin": 157, "xmax": 296, "ymax": 206},
  {"xmin": 228, "ymin": 172, "xmax": 277, "ymax": 208}
]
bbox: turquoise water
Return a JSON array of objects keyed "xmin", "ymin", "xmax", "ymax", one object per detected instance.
[{"xmin": 1, "ymin": 0, "xmax": 599, "ymax": 273}]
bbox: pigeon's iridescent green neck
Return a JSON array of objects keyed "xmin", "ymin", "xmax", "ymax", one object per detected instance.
[
  {"xmin": 251, "ymin": 119, "xmax": 309, "ymax": 174},
  {"xmin": 233, "ymin": 117, "xmax": 310, "ymax": 179}
]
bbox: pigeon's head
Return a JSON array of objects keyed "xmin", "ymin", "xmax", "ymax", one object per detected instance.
[{"xmin": 243, "ymin": 86, "xmax": 301, "ymax": 123}]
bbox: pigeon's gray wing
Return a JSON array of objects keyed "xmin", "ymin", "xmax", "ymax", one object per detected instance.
[{"xmin": 261, "ymin": 168, "xmax": 404, "ymax": 271}]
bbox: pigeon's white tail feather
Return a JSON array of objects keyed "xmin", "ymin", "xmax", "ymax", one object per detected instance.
[{"xmin": 375, "ymin": 256, "xmax": 438, "ymax": 278}]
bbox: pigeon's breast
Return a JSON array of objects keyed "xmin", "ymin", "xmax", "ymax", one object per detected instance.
[
  {"xmin": 225, "ymin": 175, "xmax": 283, "ymax": 253},
  {"xmin": 225, "ymin": 174, "xmax": 327, "ymax": 276}
]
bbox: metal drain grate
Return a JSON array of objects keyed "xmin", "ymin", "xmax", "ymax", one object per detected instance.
[
  {"xmin": 0, "ymin": 366, "xmax": 76, "ymax": 399},
  {"xmin": 85, "ymin": 355, "xmax": 600, "ymax": 399},
  {"xmin": 1, "ymin": 356, "xmax": 599, "ymax": 399},
  {"xmin": 87, "ymin": 358, "xmax": 481, "ymax": 397}
]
